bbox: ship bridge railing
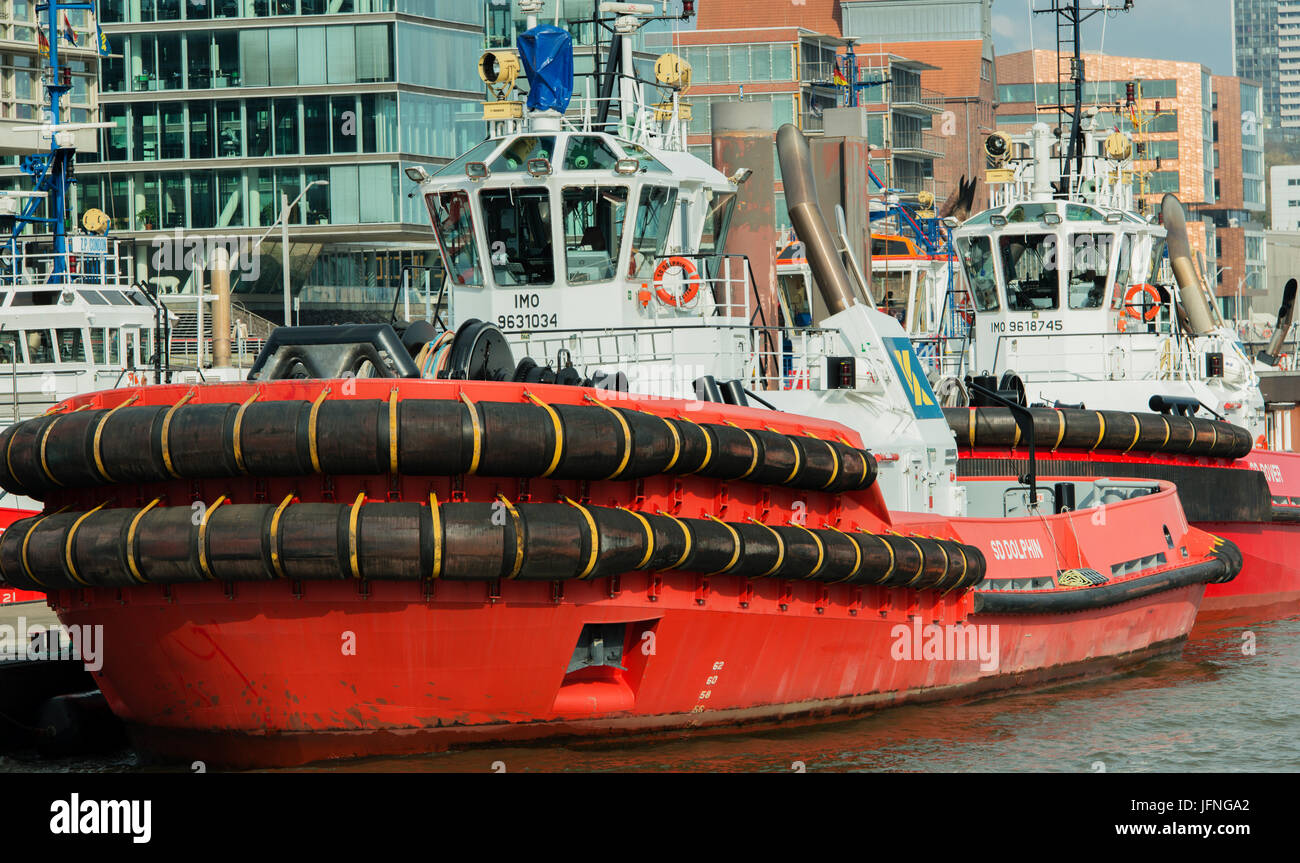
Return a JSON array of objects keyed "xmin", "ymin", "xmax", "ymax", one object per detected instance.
[
  {"xmin": 1, "ymin": 240, "xmax": 133, "ymax": 289},
  {"xmin": 988, "ymin": 329, "xmax": 1221, "ymax": 385},
  {"xmin": 508, "ymin": 322, "xmax": 851, "ymax": 397}
]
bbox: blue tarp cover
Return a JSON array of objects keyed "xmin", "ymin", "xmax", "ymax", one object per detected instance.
[{"xmin": 517, "ymin": 25, "xmax": 573, "ymax": 113}]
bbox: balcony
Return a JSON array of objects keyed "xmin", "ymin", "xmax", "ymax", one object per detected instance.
[{"xmin": 890, "ymin": 127, "xmax": 946, "ymax": 158}]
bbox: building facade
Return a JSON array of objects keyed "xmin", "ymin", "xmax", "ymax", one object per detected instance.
[
  {"xmin": 696, "ymin": 0, "xmax": 997, "ymax": 214},
  {"xmin": 1232, "ymin": 0, "xmax": 1283, "ymax": 131},
  {"xmin": 0, "ymin": 1, "xmax": 489, "ymax": 323},
  {"xmin": 1271, "ymin": 164, "xmax": 1300, "ymax": 230},
  {"xmin": 1205, "ymin": 75, "xmax": 1268, "ymax": 317}
]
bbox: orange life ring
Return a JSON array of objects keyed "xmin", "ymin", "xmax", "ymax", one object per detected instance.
[
  {"xmin": 1124, "ymin": 283, "xmax": 1161, "ymax": 322},
  {"xmin": 653, "ymin": 256, "xmax": 701, "ymax": 306}
]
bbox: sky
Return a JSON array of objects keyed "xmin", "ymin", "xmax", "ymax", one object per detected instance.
[{"xmin": 990, "ymin": 0, "xmax": 1235, "ymax": 74}]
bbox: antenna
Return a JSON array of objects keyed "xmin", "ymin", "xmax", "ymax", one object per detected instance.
[{"xmin": 1033, "ymin": 0, "xmax": 1133, "ymax": 194}]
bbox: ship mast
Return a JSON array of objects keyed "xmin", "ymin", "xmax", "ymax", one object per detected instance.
[
  {"xmin": 1033, "ymin": 0, "xmax": 1132, "ymax": 195},
  {"xmin": 7, "ymin": 1, "xmax": 110, "ymax": 284}
]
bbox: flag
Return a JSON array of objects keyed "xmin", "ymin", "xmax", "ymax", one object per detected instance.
[
  {"xmin": 37, "ymin": 28, "xmax": 49, "ymax": 57},
  {"xmin": 96, "ymin": 21, "xmax": 110, "ymax": 56},
  {"xmin": 62, "ymin": 12, "xmax": 78, "ymax": 47},
  {"xmin": 832, "ymin": 63, "xmax": 849, "ymax": 87}
]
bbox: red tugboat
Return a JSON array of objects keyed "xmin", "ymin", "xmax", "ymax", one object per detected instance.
[{"xmin": 0, "ymin": 18, "xmax": 1239, "ymax": 766}]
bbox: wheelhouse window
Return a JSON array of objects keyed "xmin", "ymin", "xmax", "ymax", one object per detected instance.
[
  {"xmin": 426, "ymin": 191, "xmax": 483, "ymax": 287},
  {"xmin": 698, "ymin": 189, "xmax": 736, "ymax": 276},
  {"xmin": 26, "ymin": 330, "xmax": 55, "ymax": 363},
  {"xmin": 434, "ymin": 138, "xmax": 500, "ymax": 178},
  {"xmin": 563, "ymin": 136, "xmax": 621, "ymax": 171},
  {"xmin": 480, "ymin": 188, "xmax": 554, "ymax": 286},
  {"xmin": 629, "ymin": 185, "xmax": 678, "ymax": 280},
  {"xmin": 90, "ymin": 329, "xmax": 106, "ymax": 364},
  {"xmin": 998, "ymin": 233, "xmax": 1059, "ymax": 311},
  {"xmin": 56, "ymin": 328, "xmax": 86, "ymax": 363},
  {"xmin": 107, "ymin": 329, "xmax": 120, "ymax": 365},
  {"xmin": 1111, "ymin": 234, "xmax": 1134, "ymax": 310},
  {"xmin": 562, "ymin": 186, "xmax": 627, "ymax": 284},
  {"xmin": 1066, "ymin": 233, "xmax": 1113, "ymax": 309},
  {"xmin": 958, "ymin": 235, "xmax": 998, "ymax": 311},
  {"xmin": 490, "ymin": 135, "xmax": 556, "ymax": 173},
  {"xmin": 0, "ymin": 333, "xmax": 18, "ymax": 365}
]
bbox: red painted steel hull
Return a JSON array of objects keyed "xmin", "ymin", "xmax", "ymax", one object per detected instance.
[
  {"xmin": 958, "ymin": 446, "xmax": 1300, "ymax": 618},
  {"xmin": 51, "ymin": 576, "xmax": 1201, "ymax": 768}
]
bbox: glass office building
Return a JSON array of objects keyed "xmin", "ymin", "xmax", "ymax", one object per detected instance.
[{"xmin": 76, "ymin": 1, "xmax": 487, "ymax": 321}]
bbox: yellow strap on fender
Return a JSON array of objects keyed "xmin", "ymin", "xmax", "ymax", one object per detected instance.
[
  {"xmin": 968, "ymin": 408, "xmax": 976, "ymax": 448},
  {"xmin": 388, "ymin": 388, "xmax": 400, "ymax": 475},
  {"xmin": 660, "ymin": 415, "xmax": 682, "ymax": 472},
  {"xmin": 1208, "ymin": 421, "xmax": 1219, "ymax": 456},
  {"xmin": 91, "ymin": 394, "xmax": 140, "ymax": 483},
  {"xmin": 1159, "ymin": 416, "xmax": 1171, "ymax": 449},
  {"xmin": 657, "ymin": 510, "xmax": 692, "ymax": 571},
  {"xmin": 20, "ymin": 506, "xmax": 68, "ymax": 587},
  {"xmin": 64, "ymin": 502, "xmax": 108, "ymax": 587},
  {"xmin": 827, "ymin": 526, "xmax": 863, "ymax": 583},
  {"xmin": 307, "ymin": 386, "xmax": 332, "ymax": 474},
  {"xmin": 268, "ymin": 493, "xmax": 295, "ymax": 579},
  {"xmin": 619, "ymin": 506, "xmax": 655, "ymax": 569},
  {"xmin": 1012, "ymin": 420, "xmax": 1021, "ymax": 448},
  {"xmin": 874, "ymin": 534, "xmax": 897, "ymax": 585},
  {"xmin": 347, "ymin": 491, "xmax": 365, "ymax": 579},
  {"xmin": 724, "ymin": 421, "xmax": 760, "ymax": 480},
  {"xmin": 460, "ymin": 392, "xmax": 482, "ymax": 475},
  {"xmin": 38, "ymin": 414, "xmax": 66, "ymax": 487},
  {"xmin": 1091, "ymin": 411, "xmax": 1106, "ymax": 451},
  {"xmin": 126, "ymin": 498, "xmax": 161, "ymax": 584},
  {"xmin": 944, "ymin": 546, "xmax": 970, "ymax": 595},
  {"xmin": 705, "ymin": 515, "xmax": 742, "ymax": 575},
  {"xmin": 929, "ymin": 536, "xmax": 951, "ymax": 589},
  {"xmin": 677, "ymin": 415, "xmax": 712, "ymax": 475},
  {"xmin": 1123, "ymin": 413, "xmax": 1142, "ymax": 454},
  {"xmin": 1052, "ymin": 410, "xmax": 1065, "ymax": 452},
  {"xmin": 747, "ymin": 518, "xmax": 786, "ymax": 578},
  {"xmin": 584, "ymin": 394, "xmax": 633, "ymax": 480},
  {"xmin": 816, "ymin": 437, "xmax": 841, "ymax": 490},
  {"xmin": 902, "ymin": 536, "xmax": 927, "ymax": 586},
  {"xmin": 428, "ymin": 492, "xmax": 443, "ymax": 579},
  {"xmin": 563, "ymin": 495, "xmax": 600, "ymax": 579},
  {"xmin": 197, "ymin": 495, "xmax": 228, "ymax": 580},
  {"xmin": 793, "ymin": 524, "xmax": 826, "ymax": 579},
  {"xmin": 783, "ymin": 434, "xmax": 803, "ymax": 485},
  {"xmin": 497, "ymin": 494, "xmax": 524, "ymax": 579},
  {"xmin": 525, "ymin": 391, "xmax": 564, "ymax": 477},
  {"xmin": 160, "ymin": 389, "xmax": 196, "ymax": 478},
  {"xmin": 232, "ymin": 391, "xmax": 261, "ymax": 473}
]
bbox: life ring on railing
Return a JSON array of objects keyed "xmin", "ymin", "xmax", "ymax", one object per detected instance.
[
  {"xmin": 653, "ymin": 256, "xmax": 701, "ymax": 307},
  {"xmin": 1124, "ymin": 283, "xmax": 1161, "ymax": 322}
]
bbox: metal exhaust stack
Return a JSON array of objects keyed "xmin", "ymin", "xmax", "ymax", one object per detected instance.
[
  {"xmin": 1161, "ymin": 193, "xmax": 1215, "ymax": 335},
  {"xmin": 1259, "ymin": 279, "xmax": 1297, "ymax": 366},
  {"xmin": 211, "ymin": 247, "xmax": 231, "ymax": 368},
  {"xmin": 775, "ymin": 123, "xmax": 859, "ymax": 316}
]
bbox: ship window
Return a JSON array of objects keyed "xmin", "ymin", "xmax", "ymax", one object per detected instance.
[
  {"xmin": 1111, "ymin": 234, "xmax": 1133, "ymax": 310},
  {"xmin": 25, "ymin": 330, "xmax": 55, "ymax": 364},
  {"xmin": 873, "ymin": 237, "xmax": 913, "ymax": 256},
  {"xmin": 618, "ymin": 142, "xmax": 668, "ymax": 173},
  {"xmin": 958, "ymin": 236, "xmax": 998, "ymax": 311},
  {"xmin": 490, "ymin": 136, "xmax": 557, "ymax": 173},
  {"xmin": 480, "ymin": 188, "xmax": 554, "ymax": 286},
  {"xmin": 778, "ymin": 272, "xmax": 813, "ymax": 326},
  {"xmin": 698, "ymin": 189, "xmax": 736, "ymax": 277},
  {"xmin": 563, "ymin": 136, "xmax": 620, "ymax": 171},
  {"xmin": 630, "ymin": 185, "xmax": 679, "ymax": 280},
  {"xmin": 562, "ymin": 186, "xmax": 628, "ymax": 283},
  {"xmin": 1004, "ymin": 203, "xmax": 1055, "ymax": 223},
  {"xmin": 107, "ymin": 328, "xmax": 120, "ymax": 365},
  {"xmin": 426, "ymin": 191, "xmax": 483, "ymax": 287},
  {"xmin": 104, "ymin": 291, "xmax": 132, "ymax": 306},
  {"xmin": 433, "ymin": 138, "xmax": 501, "ymax": 178},
  {"xmin": 9, "ymin": 290, "xmax": 60, "ymax": 306},
  {"xmin": 125, "ymin": 331, "xmax": 137, "ymax": 367},
  {"xmin": 56, "ymin": 329, "xmax": 86, "ymax": 364},
  {"xmin": 78, "ymin": 290, "xmax": 109, "ymax": 305},
  {"xmin": 90, "ymin": 329, "xmax": 106, "ymax": 364},
  {"xmin": 0, "ymin": 333, "xmax": 18, "ymax": 365},
  {"xmin": 998, "ymin": 233, "xmax": 1059, "ymax": 311},
  {"xmin": 1066, "ymin": 204, "xmax": 1105, "ymax": 222},
  {"xmin": 876, "ymin": 271, "xmax": 910, "ymax": 322},
  {"xmin": 1067, "ymin": 234, "xmax": 1113, "ymax": 309}
]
